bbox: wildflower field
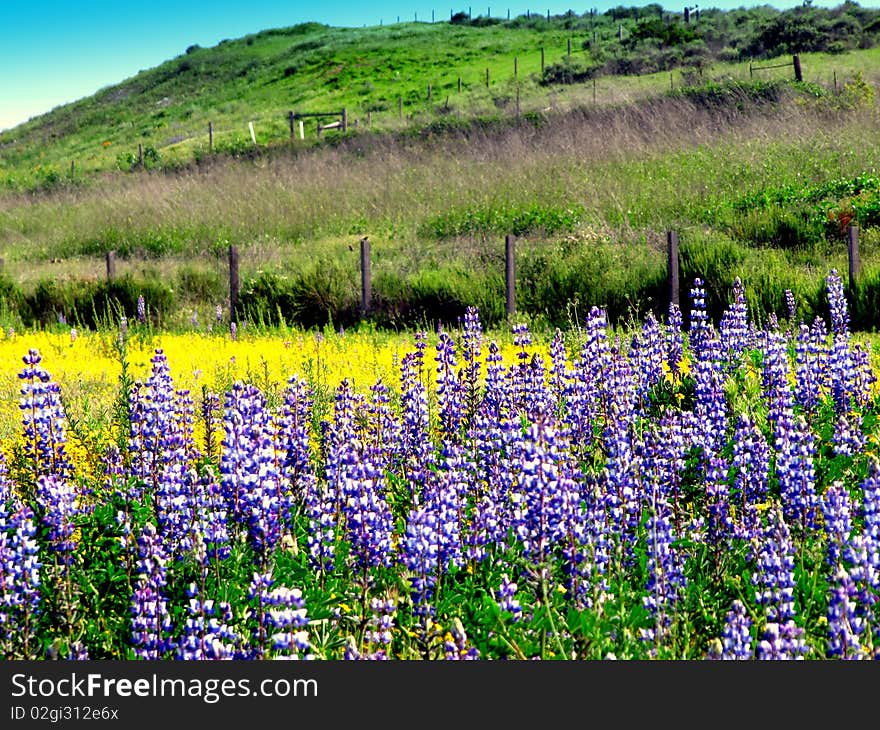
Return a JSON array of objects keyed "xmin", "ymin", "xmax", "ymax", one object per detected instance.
[{"xmin": 2, "ymin": 271, "xmax": 880, "ymax": 660}]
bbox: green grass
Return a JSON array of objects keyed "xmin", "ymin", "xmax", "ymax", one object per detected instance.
[
  {"xmin": 3, "ymin": 4, "xmax": 880, "ymax": 184},
  {"xmin": 2, "ymin": 7, "xmax": 880, "ymax": 331}
]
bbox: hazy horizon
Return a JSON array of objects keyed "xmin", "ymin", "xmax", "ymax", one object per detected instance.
[{"xmin": 0, "ymin": 0, "xmax": 872, "ymax": 132}]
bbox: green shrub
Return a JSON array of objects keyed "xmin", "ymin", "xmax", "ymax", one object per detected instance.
[{"xmin": 175, "ymin": 265, "xmax": 225, "ymax": 302}]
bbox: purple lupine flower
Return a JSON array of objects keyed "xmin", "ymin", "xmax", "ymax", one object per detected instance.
[
  {"xmin": 642, "ymin": 486, "xmax": 685, "ymax": 642},
  {"xmin": 719, "ymin": 277, "xmax": 749, "ymax": 365},
  {"xmin": 705, "ymin": 456, "xmax": 733, "ymax": 546},
  {"xmin": 829, "ymin": 333, "xmax": 854, "ymax": 415},
  {"xmin": 0, "ymin": 501, "xmax": 41, "ymax": 658},
  {"xmin": 859, "ymin": 459, "xmax": 880, "ymax": 584},
  {"xmin": 693, "ymin": 331, "xmax": 728, "ymax": 457},
  {"xmin": 215, "ymin": 305, "xmax": 223, "ymax": 323},
  {"xmin": 338, "ymin": 446, "xmax": 395, "ymax": 571},
  {"xmin": 155, "ymin": 406, "xmax": 196, "ymax": 558},
  {"xmin": 509, "ymin": 322, "xmax": 533, "ymax": 413},
  {"xmin": 826, "ymin": 269, "xmax": 849, "ymax": 337},
  {"xmin": 130, "ymin": 523, "xmax": 173, "ymax": 659},
  {"xmin": 229, "ymin": 321, "xmax": 237, "ymax": 341},
  {"xmin": 137, "ymin": 295, "xmax": 146, "ymax": 324},
  {"xmin": 711, "ymin": 600, "xmax": 753, "ymax": 660},
  {"xmin": 128, "ymin": 350, "xmax": 177, "ymax": 488},
  {"xmin": 436, "ymin": 330, "xmax": 464, "ymax": 440},
  {"xmin": 402, "ymin": 502, "xmax": 441, "ymax": 617},
  {"xmin": 753, "ymin": 509, "xmax": 797, "ymax": 624},
  {"xmin": 631, "ymin": 313, "xmax": 664, "ymax": 405},
  {"xmin": 18, "ymin": 349, "xmax": 72, "ymax": 480},
  {"xmin": 468, "ymin": 366, "xmax": 520, "ymax": 556},
  {"xmin": 277, "ymin": 375, "xmax": 316, "ymax": 502},
  {"xmin": 512, "ymin": 416, "xmax": 574, "ymax": 569},
  {"xmin": 794, "ymin": 323, "xmax": 823, "ymax": 412},
  {"xmin": 497, "ymin": 574, "xmax": 522, "ymax": 622},
  {"xmin": 57, "ymin": 312, "xmax": 66, "ymax": 326},
  {"xmin": 366, "ymin": 379, "xmax": 400, "ymax": 475},
  {"xmin": 193, "ymin": 468, "xmax": 230, "ymax": 564},
  {"xmin": 756, "ymin": 621, "xmax": 807, "ymax": 660},
  {"xmin": 763, "ymin": 330, "xmax": 794, "ymax": 445},
  {"xmin": 399, "ymin": 352, "xmax": 434, "ymax": 495},
  {"xmin": 602, "ymin": 360, "xmax": 642, "ymax": 559},
  {"xmin": 822, "ymin": 483, "xmax": 854, "ymax": 567},
  {"xmin": 731, "ymin": 415, "xmax": 769, "ymax": 540},
  {"xmin": 851, "ymin": 343, "xmax": 876, "ymax": 409},
  {"xmin": 689, "ymin": 277, "xmax": 709, "ymax": 355},
  {"xmin": 775, "ymin": 414, "xmax": 819, "ymax": 534},
  {"xmin": 521, "ymin": 353, "xmax": 553, "ymax": 423},
  {"xmin": 220, "ymin": 382, "xmax": 287, "ymax": 559},
  {"xmin": 70, "ymin": 328, "xmax": 77, "ymax": 344},
  {"xmin": 362, "ymin": 598, "xmax": 396, "ymax": 660},
  {"xmin": 827, "ymin": 564, "xmax": 869, "ymax": 659},
  {"xmin": 263, "ymin": 586, "xmax": 312, "ymax": 659},
  {"xmin": 177, "ymin": 589, "xmax": 238, "ymax": 660},
  {"xmin": 35, "ymin": 475, "xmax": 79, "ymax": 564}
]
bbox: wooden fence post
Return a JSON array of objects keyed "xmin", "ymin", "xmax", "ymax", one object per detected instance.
[
  {"xmin": 288, "ymin": 112, "xmax": 295, "ymax": 140},
  {"xmin": 341, "ymin": 108, "xmax": 348, "ymax": 132},
  {"xmin": 399, "ymin": 96, "xmax": 403, "ymax": 120},
  {"xmin": 793, "ymin": 54, "xmax": 803, "ymax": 83},
  {"xmin": 360, "ymin": 237, "xmax": 372, "ymax": 315},
  {"xmin": 229, "ymin": 245, "xmax": 240, "ymax": 323},
  {"xmin": 428, "ymin": 84, "xmax": 432, "ymax": 101},
  {"xmin": 137, "ymin": 143, "xmax": 144, "ymax": 168},
  {"xmin": 486, "ymin": 68, "xmax": 490, "ymax": 88},
  {"xmin": 848, "ymin": 225, "xmax": 860, "ymax": 292},
  {"xmin": 106, "ymin": 251, "xmax": 116, "ymax": 281},
  {"xmin": 458, "ymin": 76, "xmax": 462, "ymax": 92},
  {"xmin": 505, "ymin": 234, "xmax": 516, "ymax": 317},
  {"xmin": 667, "ymin": 231, "xmax": 679, "ymax": 312},
  {"xmin": 567, "ymin": 38, "xmax": 572, "ymax": 56},
  {"xmin": 208, "ymin": 121, "xmax": 213, "ymax": 152},
  {"xmin": 514, "ymin": 57, "xmax": 518, "ymax": 78},
  {"xmin": 70, "ymin": 160, "xmax": 75, "ymax": 176}
]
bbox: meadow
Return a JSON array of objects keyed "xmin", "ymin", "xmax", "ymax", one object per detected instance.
[
  {"xmin": 3, "ymin": 5, "xmax": 880, "ymax": 661},
  {"xmin": 1, "ymin": 273, "xmax": 880, "ymax": 659}
]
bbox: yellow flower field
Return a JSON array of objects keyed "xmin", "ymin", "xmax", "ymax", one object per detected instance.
[{"xmin": 0, "ymin": 325, "xmax": 548, "ymax": 468}]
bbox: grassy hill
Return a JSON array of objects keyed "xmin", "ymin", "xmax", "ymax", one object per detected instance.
[
  {"xmin": 2, "ymin": 5, "xmax": 880, "ymax": 333},
  {"xmin": 3, "ymin": 3, "xmax": 880, "ymax": 185}
]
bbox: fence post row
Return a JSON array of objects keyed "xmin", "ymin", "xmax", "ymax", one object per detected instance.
[
  {"xmin": 360, "ymin": 236, "xmax": 372, "ymax": 315},
  {"xmin": 848, "ymin": 225, "xmax": 860, "ymax": 292},
  {"xmin": 229, "ymin": 245, "xmax": 240, "ymax": 323},
  {"xmin": 666, "ymin": 231, "xmax": 679, "ymax": 312},
  {"xmin": 505, "ymin": 234, "xmax": 516, "ymax": 317}
]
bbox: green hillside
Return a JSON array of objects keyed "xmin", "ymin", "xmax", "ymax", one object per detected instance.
[
  {"xmin": 3, "ymin": 3, "xmax": 880, "ymax": 186},
  {"xmin": 3, "ymin": 4, "xmax": 880, "ymax": 333}
]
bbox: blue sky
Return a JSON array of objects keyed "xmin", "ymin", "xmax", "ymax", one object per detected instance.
[{"xmin": 0, "ymin": 0, "xmax": 869, "ymax": 131}]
